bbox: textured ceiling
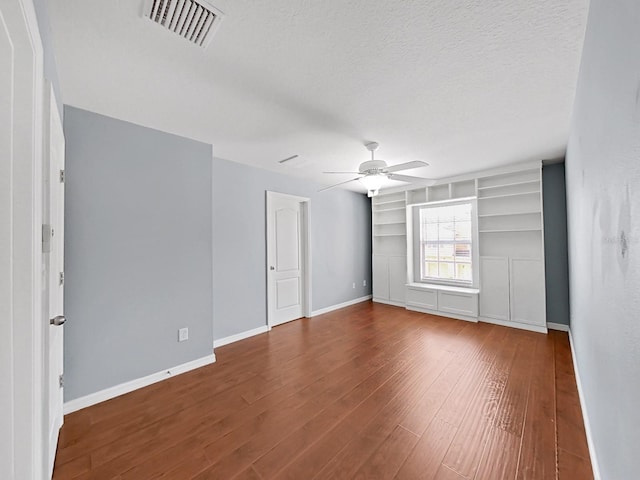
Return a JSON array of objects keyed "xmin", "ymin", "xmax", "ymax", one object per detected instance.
[{"xmin": 49, "ymin": 0, "xmax": 589, "ymax": 192}]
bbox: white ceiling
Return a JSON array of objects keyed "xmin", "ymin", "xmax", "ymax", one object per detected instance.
[{"xmin": 49, "ymin": 0, "xmax": 589, "ymax": 192}]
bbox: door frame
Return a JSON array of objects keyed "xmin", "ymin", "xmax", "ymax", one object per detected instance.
[
  {"xmin": 266, "ymin": 191, "xmax": 311, "ymax": 329},
  {"xmin": 0, "ymin": 0, "xmax": 46, "ymax": 478}
]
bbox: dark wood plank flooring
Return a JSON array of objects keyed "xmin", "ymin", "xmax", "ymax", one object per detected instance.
[{"xmin": 53, "ymin": 302, "xmax": 593, "ymax": 479}]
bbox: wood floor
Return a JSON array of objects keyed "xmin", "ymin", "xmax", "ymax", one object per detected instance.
[{"xmin": 54, "ymin": 302, "xmax": 593, "ymax": 480}]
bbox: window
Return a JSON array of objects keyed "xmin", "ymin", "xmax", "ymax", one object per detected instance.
[{"xmin": 416, "ymin": 201, "xmax": 475, "ymax": 285}]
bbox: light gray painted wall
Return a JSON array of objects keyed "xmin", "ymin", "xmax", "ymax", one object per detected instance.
[
  {"xmin": 565, "ymin": 0, "xmax": 640, "ymax": 478},
  {"xmin": 32, "ymin": 0, "xmax": 62, "ymax": 113},
  {"xmin": 63, "ymin": 107, "xmax": 214, "ymax": 401},
  {"xmin": 212, "ymin": 157, "xmax": 372, "ymax": 340},
  {"xmin": 63, "ymin": 107, "xmax": 372, "ymax": 399},
  {"xmin": 542, "ymin": 163, "xmax": 570, "ymax": 326}
]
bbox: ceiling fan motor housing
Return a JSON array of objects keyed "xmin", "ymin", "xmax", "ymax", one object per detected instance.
[{"xmin": 359, "ymin": 160, "xmax": 388, "ymax": 174}]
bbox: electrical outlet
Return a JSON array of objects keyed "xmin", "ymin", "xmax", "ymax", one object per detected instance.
[
  {"xmin": 178, "ymin": 327, "xmax": 189, "ymax": 342},
  {"xmin": 363, "ymin": 280, "xmax": 367, "ymax": 287},
  {"xmin": 352, "ymin": 282, "xmax": 356, "ymax": 289}
]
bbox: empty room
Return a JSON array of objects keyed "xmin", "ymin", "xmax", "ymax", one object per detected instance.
[{"xmin": 2, "ymin": 0, "xmax": 638, "ymax": 479}]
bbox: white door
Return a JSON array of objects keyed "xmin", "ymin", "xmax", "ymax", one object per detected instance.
[
  {"xmin": 267, "ymin": 192, "xmax": 308, "ymax": 327},
  {"xmin": 47, "ymin": 86, "xmax": 65, "ymax": 475}
]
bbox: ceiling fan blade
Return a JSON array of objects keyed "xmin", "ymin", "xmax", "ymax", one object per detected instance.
[
  {"xmin": 388, "ymin": 174, "xmax": 436, "ymax": 186},
  {"xmin": 318, "ymin": 177, "xmax": 362, "ymax": 192},
  {"xmin": 322, "ymin": 171, "xmax": 362, "ymax": 174},
  {"xmin": 383, "ymin": 160, "xmax": 429, "ymax": 173}
]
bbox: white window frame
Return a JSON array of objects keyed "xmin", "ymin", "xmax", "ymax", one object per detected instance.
[{"xmin": 409, "ymin": 197, "xmax": 479, "ymax": 288}]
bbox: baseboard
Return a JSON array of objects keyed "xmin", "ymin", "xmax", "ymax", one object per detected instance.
[
  {"xmin": 547, "ymin": 322, "xmax": 570, "ymax": 332},
  {"xmin": 407, "ymin": 305, "xmax": 478, "ymax": 323},
  {"xmin": 568, "ymin": 329, "xmax": 602, "ymax": 480},
  {"xmin": 311, "ymin": 295, "xmax": 372, "ymax": 316},
  {"xmin": 63, "ymin": 353, "xmax": 216, "ymax": 415},
  {"xmin": 371, "ymin": 298, "xmax": 405, "ymax": 308},
  {"xmin": 478, "ymin": 316, "xmax": 548, "ymax": 334},
  {"xmin": 214, "ymin": 325, "xmax": 269, "ymax": 348}
]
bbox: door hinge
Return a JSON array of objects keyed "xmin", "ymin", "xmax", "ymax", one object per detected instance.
[
  {"xmin": 59, "ymin": 271, "xmax": 64, "ymax": 286},
  {"xmin": 59, "ymin": 374, "xmax": 64, "ymax": 388},
  {"xmin": 59, "ymin": 169, "xmax": 65, "ymax": 183}
]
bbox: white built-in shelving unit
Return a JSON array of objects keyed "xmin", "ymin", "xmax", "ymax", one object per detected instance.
[
  {"xmin": 372, "ymin": 191, "xmax": 407, "ymax": 306},
  {"xmin": 371, "ymin": 162, "xmax": 547, "ymax": 333}
]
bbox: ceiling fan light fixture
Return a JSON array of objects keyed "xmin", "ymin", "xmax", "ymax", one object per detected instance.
[{"xmin": 359, "ymin": 173, "xmax": 387, "ymax": 194}]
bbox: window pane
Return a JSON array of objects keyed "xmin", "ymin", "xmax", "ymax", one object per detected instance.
[
  {"xmin": 453, "ymin": 204, "xmax": 471, "ymax": 222},
  {"xmin": 455, "ymin": 222, "xmax": 471, "ymax": 241},
  {"xmin": 424, "ymin": 244, "xmax": 438, "ymax": 261},
  {"xmin": 454, "ymin": 243, "xmax": 471, "ymax": 262},
  {"xmin": 424, "ymin": 262, "xmax": 439, "ymax": 278},
  {"xmin": 438, "ymin": 244, "xmax": 455, "ymax": 262},
  {"xmin": 456, "ymin": 263, "xmax": 472, "ymax": 281},
  {"xmin": 423, "ymin": 223, "xmax": 438, "ymax": 241},
  {"xmin": 439, "ymin": 262, "xmax": 455, "ymax": 279},
  {"xmin": 438, "ymin": 222, "xmax": 455, "ymax": 241}
]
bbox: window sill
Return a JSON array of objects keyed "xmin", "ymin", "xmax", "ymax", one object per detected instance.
[{"xmin": 406, "ymin": 282, "xmax": 479, "ymax": 295}]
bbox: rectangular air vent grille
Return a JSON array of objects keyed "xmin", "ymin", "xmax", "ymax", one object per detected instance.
[{"xmin": 146, "ymin": 0, "xmax": 224, "ymax": 48}]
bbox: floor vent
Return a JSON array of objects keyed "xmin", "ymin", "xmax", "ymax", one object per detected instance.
[{"xmin": 145, "ymin": 0, "xmax": 224, "ymax": 48}]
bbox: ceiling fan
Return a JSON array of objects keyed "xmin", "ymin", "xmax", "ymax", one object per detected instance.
[{"xmin": 320, "ymin": 142, "xmax": 435, "ymax": 197}]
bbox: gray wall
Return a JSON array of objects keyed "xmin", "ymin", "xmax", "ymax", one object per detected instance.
[
  {"xmin": 32, "ymin": 0, "xmax": 62, "ymax": 113},
  {"xmin": 212, "ymin": 157, "xmax": 372, "ymax": 340},
  {"xmin": 64, "ymin": 107, "xmax": 214, "ymax": 401},
  {"xmin": 63, "ymin": 107, "xmax": 372, "ymax": 400},
  {"xmin": 565, "ymin": 0, "xmax": 640, "ymax": 478},
  {"xmin": 542, "ymin": 163, "xmax": 570, "ymax": 326}
]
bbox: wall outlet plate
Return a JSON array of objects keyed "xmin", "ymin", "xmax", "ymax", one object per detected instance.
[{"xmin": 178, "ymin": 328, "xmax": 189, "ymax": 342}]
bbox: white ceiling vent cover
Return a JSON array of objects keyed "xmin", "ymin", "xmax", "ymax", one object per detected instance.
[{"xmin": 144, "ymin": 0, "xmax": 224, "ymax": 48}]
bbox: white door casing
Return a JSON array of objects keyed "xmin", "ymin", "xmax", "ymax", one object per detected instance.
[
  {"xmin": 0, "ymin": 11, "xmax": 15, "ymax": 476},
  {"xmin": 267, "ymin": 192, "xmax": 310, "ymax": 327},
  {"xmin": 0, "ymin": 0, "xmax": 46, "ymax": 478},
  {"xmin": 46, "ymin": 84, "xmax": 65, "ymax": 475}
]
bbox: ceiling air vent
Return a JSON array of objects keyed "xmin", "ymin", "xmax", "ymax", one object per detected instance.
[{"xmin": 144, "ymin": 0, "xmax": 224, "ymax": 48}]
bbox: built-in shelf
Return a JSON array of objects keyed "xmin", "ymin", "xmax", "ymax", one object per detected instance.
[
  {"xmin": 373, "ymin": 199, "xmax": 406, "ymax": 206},
  {"xmin": 479, "ymin": 228, "xmax": 542, "ymax": 233},
  {"xmin": 373, "ymin": 206, "xmax": 406, "ymax": 212},
  {"xmin": 478, "ymin": 211, "xmax": 541, "ymax": 218},
  {"xmin": 372, "ymin": 164, "xmax": 546, "ymax": 330},
  {"xmin": 478, "ymin": 190, "xmax": 541, "ymax": 201},
  {"xmin": 477, "ymin": 180, "xmax": 540, "ymax": 191}
]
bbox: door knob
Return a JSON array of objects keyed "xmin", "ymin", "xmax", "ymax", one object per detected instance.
[
  {"xmin": 50, "ymin": 315, "xmax": 66, "ymax": 326},
  {"xmin": 270, "ymin": 266, "xmax": 275, "ymax": 270}
]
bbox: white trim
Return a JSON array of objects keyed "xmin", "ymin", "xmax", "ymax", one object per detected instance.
[
  {"xmin": 406, "ymin": 306, "xmax": 478, "ymax": 323},
  {"xmin": 311, "ymin": 295, "xmax": 372, "ymax": 317},
  {"xmin": 478, "ymin": 316, "xmax": 548, "ymax": 334},
  {"xmin": 406, "ymin": 282, "xmax": 480, "ymax": 295},
  {"xmin": 0, "ymin": 2, "xmax": 46, "ymax": 477},
  {"xmin": 214, "ymin": 325, "xmax": 269, "ymax": 348},
  {"xmin": 372, "ymin": 298, "xmax": 405, "ymax": 308},
  {"xmin": 63, "ymin": 354, "xmax": 216, "ymax": 415},
  {"xmin": 547, "ymin": 322, "xmax": 570, "ymax": 332},
  {"xmin": 568, "ymin": 329, "xmax": 602, "ymax": 480}
]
